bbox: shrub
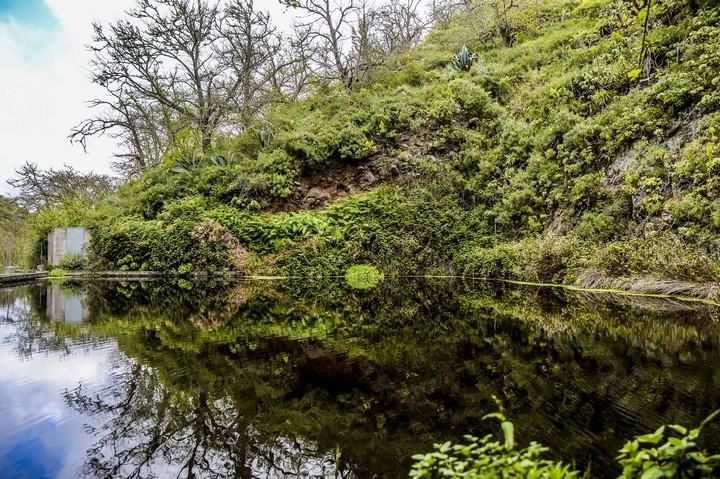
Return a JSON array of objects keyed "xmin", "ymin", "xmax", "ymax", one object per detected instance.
[
  {"xmin": 451, "ymin": 44, "xmax": 477, "ymax": 71},
  {"xmin": 617, "ymin": 410, "xmax": 720, "ymax": 478},
  {"xmin": 411, "ymin": 410, "xmax": 720, "ymax": 479},
  {"xmin": 49, "ymin": 268, "xmax": 65, "ymax": 278},
  {"xmin": 59, "ymin": 253, "xmax": 85, "ymax": 271}
]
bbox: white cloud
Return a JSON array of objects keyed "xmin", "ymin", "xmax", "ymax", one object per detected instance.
[{"xmin": 0, "ymin": 0, "xmax": 136, "ymax": 195}]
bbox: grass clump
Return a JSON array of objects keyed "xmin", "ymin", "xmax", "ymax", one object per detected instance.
[
  {"xmin": 49, "ymin": 268, "xmax": 65, "ymax": 278},
  {"xmin": 345, "ymin": 264, "xmax": 385, "ymax": 290}
]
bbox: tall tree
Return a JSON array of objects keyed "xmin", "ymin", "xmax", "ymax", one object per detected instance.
[{"xmin": 71, "ymin": 0, "xmax": 281, "ymax": 175}]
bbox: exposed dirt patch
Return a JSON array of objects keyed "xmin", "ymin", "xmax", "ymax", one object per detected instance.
[
  {"xmin": 267, "ymin": 160, "xmax": 382, "ymax": 212},
  {"xmin": 269, "ymin": 129, "xmax": 440, "ymax": 212}
]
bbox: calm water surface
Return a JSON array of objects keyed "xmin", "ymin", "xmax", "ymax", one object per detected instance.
[{"xmin": 1, "ymin": 279, "xmax": 719, "ymax": 478}]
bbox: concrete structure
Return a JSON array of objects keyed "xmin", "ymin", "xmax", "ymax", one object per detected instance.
[
  {"xmin": 0, "ymin": 272, "xmax": 47, "ymax": 284},
  {"xmin": 48, "ymin": 227, "xmax": 91, "ymax": 266}
]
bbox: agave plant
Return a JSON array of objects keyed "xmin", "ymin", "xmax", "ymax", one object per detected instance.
[
  {"xmin": 452, "ymin": 44, "xmax": 477, "ymax": 71},
  {"xmin": 259, "ymin": 128, "xmax": 274, "ymax": 147},
  {"xmin": 209, "ymin": 155, "xmax": 227, "ymax": 167},
  {"xmin": 170, "ymin": 153, "xmax": 203, "ymax": 174}
]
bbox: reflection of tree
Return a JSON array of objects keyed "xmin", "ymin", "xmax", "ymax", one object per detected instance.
[
  {"xmin": 0, "ymin": 285, "xmax": 75, "ymax": 358},
  {"xmin": 64, "ymin": 357, "xmax": 354, "ymax": 479},
  {"xmin": 58, "ymin": 278, "xmax": 720, "ymax": 477},
  {"xmin": 6, "ymin": 278, "xmax": 720, "ymax": 479}
]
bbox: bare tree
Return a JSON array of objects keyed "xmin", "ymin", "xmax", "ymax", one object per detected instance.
[
  {"xmin": 428, "ymin": 0, "xmax": 471, "ymax": 27},
  {"xmin": 7, "ymin": 162, "xmax": 116, "ymax": 211},
  {"xmin": 71, "ymin": 88, "xmax": 174, "ymax": 178},
  {"xmin": 375, "ymin": 0, "xmax": 429, "ymax": 55},
  {"xmin": 223, "ymin": 1, "xmax": 283, "ymax": 123},
  {"xmin": 71, "ymin": 0, "xmax": 281, "ymax": 175},
  {"xmin": 348, "ymin": 1, "xmax": 382, "ymax": 86},
  {"xmin": 281, "ymin": 0, "xmax": 359, "ymax": 90},
  {"xmin": 268, "ymin": 28, "xmax": 317, "ymax": 100}
]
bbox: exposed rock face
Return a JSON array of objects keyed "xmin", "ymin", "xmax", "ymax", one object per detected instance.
[
  {"xmin": 359, "ymin": 170, "xmax": 378, "ymax": 188},
  {"xmin": 302, "ymin": 186, "xmax": 333, "ymax": 208}
]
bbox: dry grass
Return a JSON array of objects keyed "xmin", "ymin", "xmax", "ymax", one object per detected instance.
[{"xmin": 575, "ymin": 268, "xmax": 720, "ymax": 301}]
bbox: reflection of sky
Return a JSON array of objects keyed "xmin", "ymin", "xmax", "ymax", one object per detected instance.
[{"xmin": 0, "ymin": 302, "xmax": 117, "ymax": 479}]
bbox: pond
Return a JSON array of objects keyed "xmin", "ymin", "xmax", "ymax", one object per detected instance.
[{"xmin": 1, "ymin": 279, "xmax": 719, "ymax": 478}]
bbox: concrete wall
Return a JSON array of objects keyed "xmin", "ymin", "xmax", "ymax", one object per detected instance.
[
  {"xmin": 47, "ymin": 227, "xmax": 90, "ymax": 266},
  {"xmin": 48, "ymin": 228, "xmax": 66, "ymax": 266}
]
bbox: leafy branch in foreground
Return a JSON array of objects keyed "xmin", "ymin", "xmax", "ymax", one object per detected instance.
[
  {"xmin": 617, "ymin": 409, "xmax": 720, "ymax": 478},
  {"xmin": 410, "ymin": 409, "xmax": 720, "ymax": 478},
  {"xmin": 410, "ymin": 409, "xmax": 579, "ymax": 478}
]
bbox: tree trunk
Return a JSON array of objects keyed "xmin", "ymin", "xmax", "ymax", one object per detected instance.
[{"xmin": 201, "ymin": 128, "xmax": 212, "ymax": 153}]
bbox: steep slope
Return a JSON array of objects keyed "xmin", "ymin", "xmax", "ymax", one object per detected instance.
[{"xmin": 67, "ymin": 0, "xmax": 720, "ymax": 295}]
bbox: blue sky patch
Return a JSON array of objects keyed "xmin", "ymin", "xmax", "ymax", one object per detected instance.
[{"xmin": 0, "ymin": 0, "xmax": 57, "ymax": 30}]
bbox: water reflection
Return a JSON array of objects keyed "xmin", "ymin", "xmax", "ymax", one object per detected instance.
[
  {"xmin": 47, "ymin": 285, "xmax": 89, "ymax": 323},
  {"xmin": 0, "ymin": 280, "xmax": 719, "ymax": 478}
]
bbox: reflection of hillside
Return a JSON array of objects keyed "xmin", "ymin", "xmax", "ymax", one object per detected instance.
[
  {"xmin": 461, "ymin": 286, "xmax": 720, "ymax": 357},
  {"xmin": 12, "ymin": 279, "xmax": 720, "ymax": 478}
]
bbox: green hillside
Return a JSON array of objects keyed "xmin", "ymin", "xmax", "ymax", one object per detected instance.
[{"xmin": 40, "ymin": 0, "xmax": 720, "ymax": 294}]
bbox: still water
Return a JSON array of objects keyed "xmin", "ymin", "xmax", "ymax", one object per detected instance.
[{"xmin": 1, "ymin": 279, "xmax": 719, "ymax": 478}]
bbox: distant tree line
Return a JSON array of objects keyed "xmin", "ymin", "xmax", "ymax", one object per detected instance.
[
  {"xmin": 0, "ymin": 195, "xmax": 28, "ymax": 267},
  {"xmin": 2, "ymin": 162, "xmax": 116, "ymax": 267}
]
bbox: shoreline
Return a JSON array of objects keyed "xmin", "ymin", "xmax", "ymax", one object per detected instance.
[{"xmin": 14, "ymin": 270, "xmax": 719, "ymax": 306}]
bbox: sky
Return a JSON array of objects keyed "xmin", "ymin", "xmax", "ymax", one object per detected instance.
[{"xmin": 0, "ymin": 0, "xmax": 294, "ymax": 195}]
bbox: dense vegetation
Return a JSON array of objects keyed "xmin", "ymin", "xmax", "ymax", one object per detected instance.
[
  {"xmin": 11, "ymin": 0, "xmax": 720, "ymax": 293},
  {"xmin": 0, "ymin": 195, "xmax": 28, "ymax": 267},
  {"xmin": 34, "ymin": 0, "xmax": 716, "ymax": 297}
]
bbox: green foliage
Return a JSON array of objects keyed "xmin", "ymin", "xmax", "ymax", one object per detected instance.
[
  {"xmin": 38, "ymin": 0, "xmax": 720, "ymax": 289},
  {"xmin": 60, "ymin": 253, "xmax": 85, "ymax": 271},
  {"xmin": 0, "ymin": 196, "xmax": 30, "ymax": 267},
  {"xmin": 171, "ymin": 153, "xmax": 229, "ymax": 173},
  {"xmin": 410, "ymin": 412, "xmax": 579, "ymax": 478},
  {"xmin": 617, "ymin": 410, "xmax": 720, "ymax": 478},
  {"xmin": 49, "ymin": 268, "xmax": 65, "ymax": 277},
  {"xmin": 177, "ymin": 263, "xmax": 194, "ymax": 275},
  {"xmin": 170, "ymin": 153, "xmax": 204, "ymax": 174},
  {"xmin": 259, "ymin": 128, "xmax": 274, "ymax": 147},
  {"xmin": 411, "ymin": 411, "xmax": 720, "ymax": 479},
  {"xmin": 344, "ymin": 264, "xmax": 384, "ymax": 290}
]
